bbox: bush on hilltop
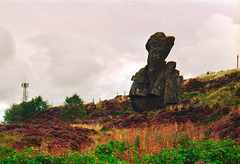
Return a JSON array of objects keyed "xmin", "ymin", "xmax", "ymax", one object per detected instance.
[
  {"xmin": 3, "ymin": 96, "xmax": 49, "ymax": 124},
  {"xmin": 60, "ymin": 93, "xmax": 86, "ymax": 122}
]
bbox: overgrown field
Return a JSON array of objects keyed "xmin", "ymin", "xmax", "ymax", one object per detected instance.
[
  {"xmin": 1, "ymin": 139, "xmax": 239, "ymax": 163},
  {"xmin": 1, "ymin": 69, "xmax": 240, "ymax": 163}
]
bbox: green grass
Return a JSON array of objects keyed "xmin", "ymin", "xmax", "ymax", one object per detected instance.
[
  {"xmin": 197, "ymin": 69, "xmax": 239, "ymax": 81},
  {"xmin": 145, "ymin": 139, "xmax": 240, "ymax": 164},
  {"xmin": 183, "ymin": 69, "xmax": 240, "ymax": 107},
  {"xmin": 0, "ymin": 139, "xmax": 239, "ymax": 163}
]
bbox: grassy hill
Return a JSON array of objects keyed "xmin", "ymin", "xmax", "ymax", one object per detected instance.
[
  {"xmin": 182, "ymin": 68, "xmax": 240, "ymax": 107},
  {"xmin": 0, "ymin": 69, "xmax": 239, "ymax": 163}
]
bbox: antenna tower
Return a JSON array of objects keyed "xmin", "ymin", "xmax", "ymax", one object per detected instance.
[{"xmin": 21, "ymin": 77, "xmax": 29, "ymax": 102}]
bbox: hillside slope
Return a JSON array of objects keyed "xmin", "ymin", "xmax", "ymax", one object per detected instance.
[
  {"xmin": 181, "ymin": 68, "xmax": 240, "ymax": 107},
  {"xmin": 0, "ymin": 69, "xmax": 239, "ymax": 154}
]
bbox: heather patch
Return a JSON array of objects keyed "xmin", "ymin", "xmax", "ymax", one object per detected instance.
[{"xmin": 206, "ymin": 112, "xmax": 240, "ymax": 142}]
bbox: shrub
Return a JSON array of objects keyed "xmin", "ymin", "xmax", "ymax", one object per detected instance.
[
  {"xmin": 146, "ymin": 139, "xmax": 240, "ymax": 163},
  {"xmin": 125, "ymin": 107, "xmax": 134, "ymax": 111},
  {"xmin": 183, "ymin": 92, "xmax": 199, "ymax": 100},
  {"xmin": 112, "ymin": 111, "xmax": 122, "ymax": 116},
  {"xmin": 94, "ymin": 140, "xmax": 132, "ymax": 162},
  {"xmin": 3, "ymin": 96, "xmax": 49, "ymax": 124},
  {"xmin": 0, "ymin": 147, "xmax": 65, "ymax": 163},
  {"xmin": 0, "ymin": 146, "xmax": 15, "ymax": 158},
  {"xmin": 64, "ymin": 93, "xmax": 83, "ymax": 106},
  {"xmin": 60, "ymin": 94, "xmax": 86, "ymax": 122}
]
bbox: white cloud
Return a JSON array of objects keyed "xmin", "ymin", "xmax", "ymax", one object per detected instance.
[
  {"xmin": 0, "ymin": 103, "xmax": 8, "ymax": 123},
  {"xmin": 173, "ymin": 13, "xmax": 240, "ymax": 77}
]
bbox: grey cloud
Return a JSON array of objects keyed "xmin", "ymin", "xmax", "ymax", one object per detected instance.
[
  {"xmin": 0, "ymin": 27, "xmax": 15, "ymax": 64},
  {"xmin": 0, "ymin": 28, "xmax": 20, "ymax": 103},
  {"xmin": 170, "ymin": 13, "xmax": 240, "ymax": 78},
  {"xmin": 24, "ymin": 32, "xmax": 141, "ymax": 103},
  {"xmin": 27, "ymin": 33, "xmax": 106, "ymax": 87}
]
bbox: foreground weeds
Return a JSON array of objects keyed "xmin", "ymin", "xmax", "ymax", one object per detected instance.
[
  {"xmin": 0, "ymin": 139, "xmax": 239, "ymax": 163},
  {"xmin": 87, "ymin": 122, "xmax": 212, "ymax": 155}
]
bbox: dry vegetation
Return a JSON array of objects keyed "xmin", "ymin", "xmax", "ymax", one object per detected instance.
[
  {"xmin": 0, "ymin": 69, "xmax": 240, "ymax": 163},
  {"xmin": 89, "ymin": 122, "xmax": 210, "ymax": 155}
]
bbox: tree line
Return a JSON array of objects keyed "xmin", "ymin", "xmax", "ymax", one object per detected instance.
[{"xmin": 2, "ymin": 93, "xmax": 85, "ymax": 124}]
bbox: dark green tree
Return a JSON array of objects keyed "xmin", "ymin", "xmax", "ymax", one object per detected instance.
[
  {"xmin": 3, "ymin": 104, "xmax": 24, "ymax": 124},
  {"xmin": 60, "ymin": 93, "xmax": 86, "ymax": 122},
  {"xmin": 3, "ymin": 96, "xmax": 49, "ymax": 124},
  {"xmin": 64, "ymin": 93, "xmax": 83, "ymax": 105}
]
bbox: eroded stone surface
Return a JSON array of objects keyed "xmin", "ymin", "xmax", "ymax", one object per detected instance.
[{"xmin": 129, "ymin": 32, "xmax": 182, "ymax": 113}]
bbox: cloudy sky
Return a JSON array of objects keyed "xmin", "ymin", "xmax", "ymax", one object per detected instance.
[{"xmin": 0, "ymin": 0, "xmax": 239, "ymax": 121}]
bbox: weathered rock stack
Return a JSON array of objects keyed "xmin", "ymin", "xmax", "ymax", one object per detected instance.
[{"xmin": 129, "ymin": 32, "xmax": 183, "ymax": 113}]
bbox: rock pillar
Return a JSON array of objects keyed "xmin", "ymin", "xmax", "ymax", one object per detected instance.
[{"xmin": 129, "ymin": 32, "xmax": 182, "ymax": 113}]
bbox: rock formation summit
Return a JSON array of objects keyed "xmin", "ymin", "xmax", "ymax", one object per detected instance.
[{"xmin": 129, "ymin": 32, "xmax": 183, "ymax": 113}]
